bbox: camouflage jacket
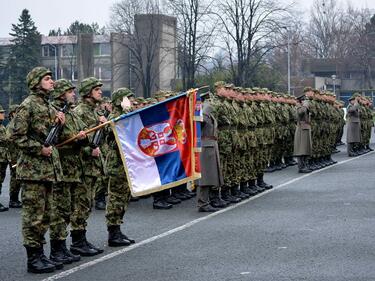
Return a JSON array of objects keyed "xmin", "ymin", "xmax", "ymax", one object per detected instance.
[
  {"xmin": 73, "ymin": 99, "xmax": 106, "ymax": 177},
  {"xmin": 52, "ymin": 100, "xmax": 88, "ymax": 183},
  {"xmin": 106, "ymin": 106, "xmax": 130, "ymax": 176},
  {"xmin": 0, "ymin": 123, "xmax": 8, "ymax": 162},
  {"xmin": 9, "ymin": 90, "xmax": 63, "ymax": 182},
  {"xmin": 6, "ymin": 118, "xmax": 17, "ymax": 164}
]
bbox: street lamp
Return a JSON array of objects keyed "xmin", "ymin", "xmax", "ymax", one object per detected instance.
[
  {"xmin": 282, "ymin": 26, "xmax": 291, "ymax": 94},
  {"xmin": 332, "ymin": 74, "xmax": 336, "ymax": 95},
  {"xmin": 47, "ymin": 43, "xmax": 58, "ymax": 79}
]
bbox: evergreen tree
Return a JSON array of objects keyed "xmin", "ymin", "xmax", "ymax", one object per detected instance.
[{"xmin": 7, "ymin": 9, "xmax": 40, "ymax": 103}]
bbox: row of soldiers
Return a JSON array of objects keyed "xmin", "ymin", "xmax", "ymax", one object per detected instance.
[
  {"xmin": 294, "ymin": 87, "xmax": 346, "ymax": 173},
  {"xmin": 0, "ymin": 67, "xmax": 200, "ymax": 274},
  {"xmin": 346, "ymin": 93, "xmax": 374, "ymax": 157},
  {"xmin": 1, "ymin": 67, "xmax": 143, "ymax": 274},
  {"xmin": 207, "ymin": 83, "xmax": 294, "ymax": 202}
]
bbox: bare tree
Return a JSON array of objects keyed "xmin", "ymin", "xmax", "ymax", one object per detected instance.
[
  {"xmin": 214, "ymin": 0, "xmax": 292, "ymax": 87},
  {"xmin": 109, "ymin": 0, "xmax": 175, "ymax": 97},
  {"xmin": 164, "ymin": 0, "xmax": 216, "ymax": 90},
  {"xmin": 345, "ymin": 8, "xmax": 374, "ymax": 88},
  {"xmin": 304, "ymin": 0, "xmax": 343, "ymax": 59}
]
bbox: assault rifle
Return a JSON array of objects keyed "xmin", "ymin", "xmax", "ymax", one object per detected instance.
[
  {"xmin": 44, "ymin": 101, "xmax": 68, "ymax": 147},
  {"xmin": 90, "ymin": 109, "xmax": 110, "ymax": 148}
]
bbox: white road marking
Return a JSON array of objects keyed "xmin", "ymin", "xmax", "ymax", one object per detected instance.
[{"xmin": 42, "ymin": 151, "xmax": 374, "ymax": 281}]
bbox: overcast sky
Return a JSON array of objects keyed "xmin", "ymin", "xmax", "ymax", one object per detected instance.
[{"xmin": 0, "ymin": 0, "xmax": 375, "ymax": 37}]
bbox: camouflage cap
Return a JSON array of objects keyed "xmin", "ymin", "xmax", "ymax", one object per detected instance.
[
  {"xmin": 111, "ymin": 87, "xmax": 134, "ymax": 105},
  {"xmin": 101, "ymin": 96, "xmax": 111, "ymax": 103},
  {"xmin": 79, "ymin": 77, "xmax": 103, "ymax": 97},
  {"xmin": 214, "ymin": 81, "xmax": 225, "ymax": 88},
  {"xmin": 8, "ymin": 104, "xmax": 19, "ymax": 113},
  {"xmin": 51, "ymin": 79, "xmax": 76, "ymax": 100},
  {"xmin": 0, "ymin": 104, "xmax": 4, "ymax": 113},
  {"xmin": 26, "ymin": 67, "xmax": 52, "ymax": 90}
]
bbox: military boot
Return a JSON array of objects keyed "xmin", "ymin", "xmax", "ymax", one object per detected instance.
[
  {"xmin": 0, "ymin": 202, "xmax": 9, "ymax": 212},
  {"xmin": 120, "ymin": 232, "xmax": 135, "ymax": 244},
  {"xmin": 38, "ymin": 247, "xmax": 63, "ymax": 270},
  {"xmin": 60, "ymin": 239, "xmax": 80, "ymax": 262},
  {"xmin": 165, "ymin": 195, "xmax": 182, "ymax": 205},
  {"xmin": 247, "ymin": 179, "xmax": 262, "ymax": 194},
  {"xmin": 285, "ymin": 157, "xmax": 297, "ymax": 166},
  {"xmin": 265, "ymin": 162, "xmax": 276, "ymax": 173},
  {"xmin": 231, "ymin": 184, "xmax": 250, "ymax": 199},
  {"xmin": 50, "ymin": 240, "xmax": 73, "ymax": 264},
  {"xmin": 153, "ymin": 199, "xmax": 173, "ymax": 209},
  {"xmin": 9, "ymin": 193, "xmax": 22, "ymax": 208},
  {"xmin": 308, "ymin": 158, "xmax": 318, "ymax": 170},
  {"xmin": 70, "ymin": 230, "xmax": 101, "ymax": 256},
  {"xmin": 221, "ymin": 186, "xmax": 241, "ymax": 203},
  {"xmin": 257, "ymin": 173, "xmax": 273, "ymax": 190},
  {"xmin": 209, "ymin": 189, "xmax": 229, "ymax": 208},
  {"xmin": 108, "ymin": 225, "xmax": 131, "ymax": 247},
  {"xmin": 241, "ymin": 181, "xmax": 257, "ymax": 196},
  {"xmin": 25, "ymin": 246, "xmax": 55, "ymax": 274}
]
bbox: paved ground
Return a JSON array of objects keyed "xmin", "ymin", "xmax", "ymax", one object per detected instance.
[{"xmin": 1, "ymin": 143, "xmax": 375, "ymax": 281}]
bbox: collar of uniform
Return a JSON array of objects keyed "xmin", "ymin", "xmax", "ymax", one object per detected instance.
[{"xmin": 30, "ymin": 89, "xmax": 50, "ymax": 103}]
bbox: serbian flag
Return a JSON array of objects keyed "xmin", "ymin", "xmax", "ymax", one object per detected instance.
[
  {"xmin": 191, "ymin": 89, "xmax": 202, "ymax": 179},
  {"xmin": 111, "ymin": 92, "xmax": 200, "ymax": 196}
]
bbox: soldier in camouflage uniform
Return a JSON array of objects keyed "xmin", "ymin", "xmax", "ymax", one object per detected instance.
[
  {"xmin": 6, "ymin": 104, "xmax": 22, "ymax": 208},
  {"xmin": 105, "ymin": 88, "xmax": 136, "ymax": 246},
  {"xmin": 94, "ymin": 96, "xmax": 112, "ymax": 210},
  {"xmin": 211, "ymin": 83, "xmax": 242, "ymax": 203},
  {"xmin": 9, "ymin": 67, "xmax": 64, "ymax": 273},
  {"xmin": 49, "ymin": 79, "xmax": 87, "ymax": 264},
  {"xmin": 70, "ymin": 77, "xmax": 106, "ymax": 256},
  {"xmin": 0, "ymin": 104, "xmax": 9, "ymax": 212}
]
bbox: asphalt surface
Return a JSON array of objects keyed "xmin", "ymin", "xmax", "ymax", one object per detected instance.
[{"xmin": 1, "ymin": 142, "xmax": 375, "ymax": 281}]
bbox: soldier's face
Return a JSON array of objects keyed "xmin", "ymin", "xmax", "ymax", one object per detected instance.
[
  {"xmin": 40, "ymin": 75, "xmax": 54, "ymax": 91},
  {"xmin": 90, "ymin": 87, "xmax": 102, "ymax": 102},
  {"xmin": 0, "ymin": 113, "xmax": 4, "ymax": 121},
  {"xmin": 64, "ymin": 89, "xmax": 76, "ymax": 104}
]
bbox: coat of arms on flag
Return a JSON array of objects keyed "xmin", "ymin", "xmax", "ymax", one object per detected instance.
[{"xmin": 111, "ymin": 90, "xmax": 201, "ymax": 196}]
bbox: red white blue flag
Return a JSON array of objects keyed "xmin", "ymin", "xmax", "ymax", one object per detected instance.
[{"xmin": 111, "ymin": 92, "xmax": 200, "ymax": 196}]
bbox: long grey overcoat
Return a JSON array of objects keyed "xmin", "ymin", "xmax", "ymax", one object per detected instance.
[
  {"xmin": 346, "ymin": 103, "xmax": 361, "ymax": 143},
  {"xmin": 198, "ymin": 101, "xmax": 224, "ymax": 187},
  {"xmin": 294, "ymin": 103, "xmax": 312, "ymax": 156}
]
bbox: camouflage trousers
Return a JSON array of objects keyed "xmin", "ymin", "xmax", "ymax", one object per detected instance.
[
  {"xmin": 94, "ymin": 175, "xmax": 109, "ymax": 200},
  {"xmin": 21, "ymin": 181, "xmax": 54, "ymax": 247},
  {"xmin": 9, "ymin": 166, "xmax": 21, "ymax": 196},
  {"xmin": 0, "ymin": 162, "xmax": 7, "ymax": 193},
  {"xmin": 105, "ymin": 173, "xmax": 131, "ymax": 226},
  {"xmin": 70, "ymin": 176, "xmax": 97, "ymax": 231},
  {"xmin": 50, "ymin": 182, "xmax": 78, "ymax": 241}
]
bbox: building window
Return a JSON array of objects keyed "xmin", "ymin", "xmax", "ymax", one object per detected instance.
[
  {"xmin": 61, "ymin": 67, "xmax": 78, "ymax": 81},
  {"xmin": 101, "ymin": 66, "xmax": 112, "ymax": 80},
  {"xmin": 94, "ymin": 66, "xmax": 112, "ymax": 81},
  {"xmin": 94, "ymin": 43, "xmax": 111, "ymax": 56},
  {"xmin": 42, "ymin": 45, "xmax": 56, "ymax": 57},
  {"xmin": 61, "ymin": 44, "xmax": 76, "ymax": 57}
]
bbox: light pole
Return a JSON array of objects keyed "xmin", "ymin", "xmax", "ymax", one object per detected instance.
[
  {"xmin": 47, "ymin": 43, "xmax": 58, "ymax": 79},
  {"xmin": 282, "ymin": 26, "xmax": 291, "ymax": 94},
  {"xmin": 332, "ymin": 74, "xmax": 336, "ymax": 95}
]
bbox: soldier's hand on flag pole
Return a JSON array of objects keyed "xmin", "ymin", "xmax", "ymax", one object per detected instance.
[{"xmin": 77, "ymin": 131, "xmax": 86, "ymax": 140}]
